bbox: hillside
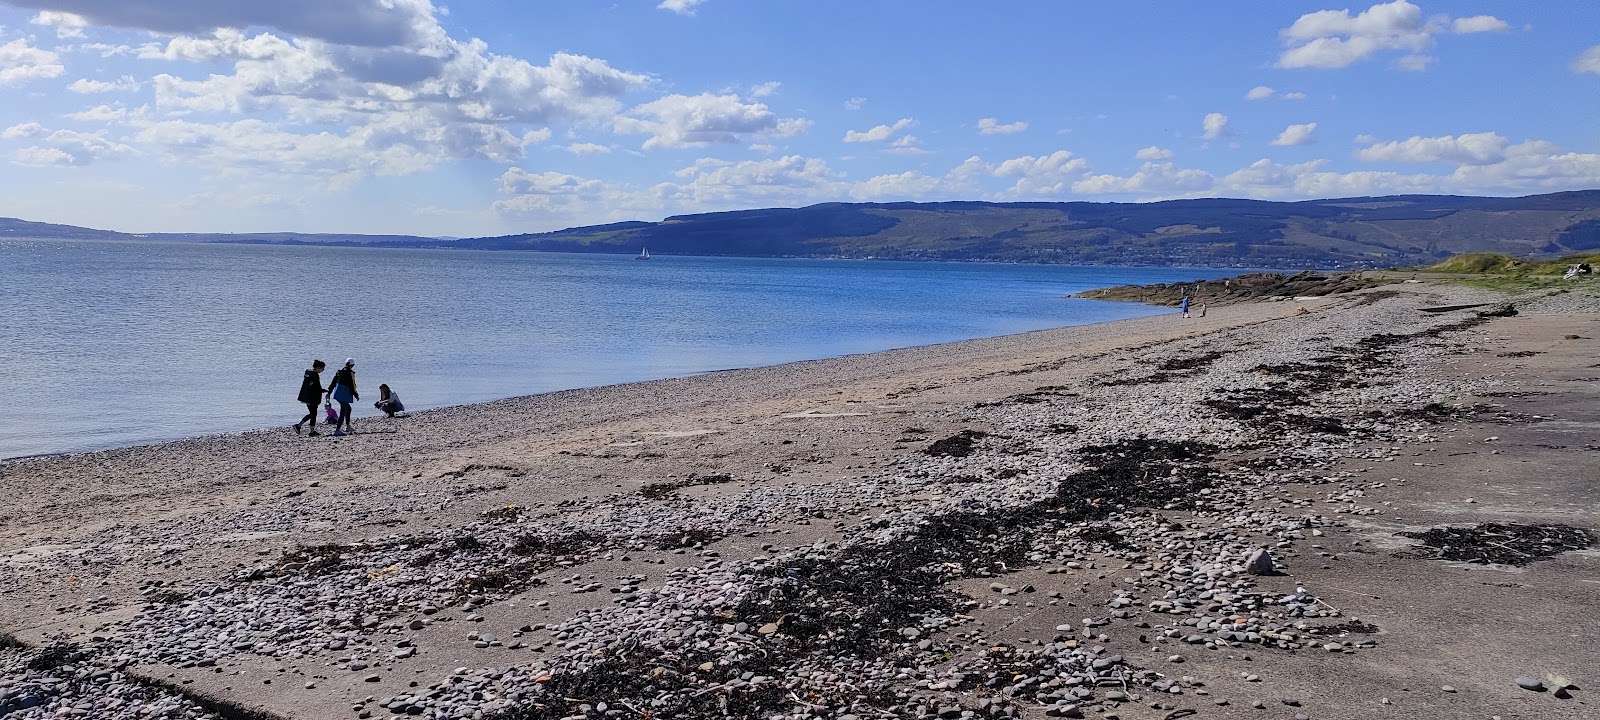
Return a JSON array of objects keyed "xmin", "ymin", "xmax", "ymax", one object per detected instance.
[
  {"xmin": 8, "ymin": 189, "xmax": 1600, "ymax": 268},
  {"xmin": 0, "ymin": 218, "xmax": 443, "ymax": 247},
  {"xmin": 463, "ymin": 191, "xmax": 1600, "ymax": 268}
]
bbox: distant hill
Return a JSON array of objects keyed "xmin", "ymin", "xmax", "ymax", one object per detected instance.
[
  {"xmin": 8, "ymin": 189, "xmax": 1600, "ymax": 268},
  {"xmin": 462, "ymin": 191, "xmax": 1600, "ymax": 268},
  {"xmin": 0, "ymin": 218, "xmax": 445, "ymax": 247}
]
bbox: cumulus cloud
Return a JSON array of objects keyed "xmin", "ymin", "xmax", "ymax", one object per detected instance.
[
  {"xmin": 1073, "ymin": 162, "xmax": 1213, "ymax": 196},
  {"xmin": 31, "ymin": 10, "xmax": 89, "ymax": 38},
  {"xmin": 13, "ymin": 146, "xmax": 76, "ymax": 166},
  {"xmin": 977, "ymin": 117, "xmax": 1027, "ymax": 135},
  {"xmin": 1202, "ymin": 112, "xmax": 1229, "ymax": 139},
  {"xmin": 67, "ymin": 74, "xmax": 141, "ymax": 93},
  {"xmin": 1276, "ymin": 1, "xmax": 1509, "ymax": 70},
  {"xmin": 3, "ymin": 0, "xmax": 441, "ymax": 48},
  {"xmin": 128, "ymin": 22, "xmax": 650, "ymax": 174},
  {"xmin": 843, "ymin": 96, "xmax": 865, "ymax": 111},
  {"xmin": 2, "ymin": 122, "xmax": 134, "ymax": 165},
  {"xmin": 1452, "ymin": 16, "xmax": 1509, "ymax": 33},
  {"xmin": 1356, "ymin": 131, "xmax": 1523, "ymax": 165},
  {"xmin": 993, "ymin": 150, "xmax": 1092, "ymax": 196},
  {"xmin": 1, "ymin": 122, "xmax": 48, "ymax": 139},
  {"xmin": 750, "ymin": 81, "xmax": 780, "ymax": 98},
  {"xmin": 1575, "ymin": 46, "xmax": 1600, "ymax": 75},
  {"xmin": 67, "ymin": 104, "xmax": 133, "ymax": 122},
  {"xmin": 1247, "ymin": 86, "xmax": 1308, "ymax": 101},
  {"xmin": 657, "ymin": 0, "xmax": 705, "ymax": 16},
  {"xmin": 1135, "ymin": 146, "xmax": 1173, "ymax": 161},
  {"xmin": 0, "ymin": 38, "xmax": 64, "ymax": 85},
  {"xmin": 566, "ymin": 142, "xmax": 610, "ymax": 155},
  {"xmin": 615, "ymin": 93, "xmax": 807, "ymax": 150},
  {"xmin": 885, "ymin": 135, "xmax": 928, "ymax": 156},
  {"xmin": 1271, "ymin": 122, "xmax": 1318, "ymax": 146},
  {"xmin": 843, "ymin": 118, "xmax": 913, "ymax": 143}
]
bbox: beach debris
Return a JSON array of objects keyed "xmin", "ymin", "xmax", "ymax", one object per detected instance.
[
  {"xmin": 924, "ymin": 429, "xmax": 989, "ymax": 457},
  {"xmin": 1397, "ymin": 523, "xmax": 1596, "ymax": 566}
]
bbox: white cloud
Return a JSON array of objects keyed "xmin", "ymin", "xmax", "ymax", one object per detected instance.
[
  {"xmin": 2, "ymin": 123, "xmax": 134, "ymax": 165},
  {"xmin": 977, "ymin": 117, "xmax": 1028, "ymax": 135},
  {"xmin": 4, "ymin": 0, "xmax": 443, "ymax": 48},
  {"xmin": 750, "ymin": 81, "xmax": 780, "ymax": 98},
  {"xmin": 1357, "ymin": 131, "xmax": 1519, "ymax": 165},
  {"xmin": 657, "ymin": 0, "xmax": 706, "ymax": 16},
  {"xmin": 1276, "ymin": 1, "xmax": 1509, "ymax": 70},
  {"xmin": 1202, "ymin": 112, "xmax": 1229, "ymax": 139},
  {"xmin": 1575, "ymin": 46, "xmax": 1600, "ymax": 75},
  {"xmin": 67, "ymin": 104, "xmax": 131, "ymax": 122},
  {"xmin": 993, "ymin": 150, "xmax": 1092, "ymax": 196},
  {"xmin": 0, "ymin": 38, "xmax": 65, "ymax": 85},
  {"xmin": 1394, "ymin": 53, "xmax": 1433, "ymax": 71},
  {"xmin": 1245, "ymin": 85, "xmax": 1274, "ymax": 100},
  {"xmin": 1271, "ymin": 122, "xmax": 1318, "ymax": 146},
  {"xmin": 31, "ymin": 10, "xmax": 89, "ymax": 38},
  {"xmin": 615, "ymin": 93, "xmax": 806, "ymax": 150},
  {"xmin": 1282, "ymin": 91, "xmax": 1308, "ymax": 100},
  {"xmin": 1452, "ymin": 16, "xmax": 1509, "ymax": 34},
  {"xmin": 2, "ymin": 122, "xmax": 48, "ymax": 139},
  {"xmin": 885, "ymin": 134, "xmax": 929, "ymax": 155},
  {"xmin": 665, "ymin": 155, "xmax": 846, "ymax": 207},
  {"xmin": 67, "ymin": 74, "xmax": 141, "ymax": 93},
  {"xmin": 13, "ymin": 147, "xmax": 76, "ymax": 166},
  {"xmin": 566, "ymin": 142, "xmax": 610, "ymax": 155},
  {"xmin": 1073, "ymin": 161, "xmax": 1213, "ymax": 196},
  {"xmin": 843, "ymin": 118, "xmax": 913, "ymax": 143},
  {"xmin": 1135, "ymin": 146, "xmax": 1173, "ymax": 161},
  {"xmin": 843, "ymin": 96, "xmax": 865, "ymax": 111}
]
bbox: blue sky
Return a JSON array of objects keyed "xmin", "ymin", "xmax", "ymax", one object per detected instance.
[{"xmin": 0, "ymin": 0, "xmax": 1597, "ymax": 236}]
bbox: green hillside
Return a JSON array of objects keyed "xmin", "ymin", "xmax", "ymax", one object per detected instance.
[{"xmin": 461, "ymin": 191, "xmax": 1600, "ymax": 268}]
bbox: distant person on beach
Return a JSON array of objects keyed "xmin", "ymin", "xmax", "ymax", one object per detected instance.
[
  {"xmin": 293, "ymin": 359, "xmax": 326, "ymax": 436},
  {"xmin": 326, "ymin": 358, "xmax": 359, "ymax": 436},
  {"xmin": 1199, "ymin": 303, "xmax": 1207, "ymax": 317},
  {"xmin": 375, "ymin": 384, "xmax": 405, "ymax": 417},
  {"xmin": 1180, "ymin": 295, "xmax": 1191, "ymax": 318}
]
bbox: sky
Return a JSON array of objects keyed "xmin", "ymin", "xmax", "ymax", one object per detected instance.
[{"xmin": 0, "ymin": 1, "xmax": 1597, "ymax": 237}]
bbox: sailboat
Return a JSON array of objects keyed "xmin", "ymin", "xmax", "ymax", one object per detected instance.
[{"xmin": 636, "ymin": 247, "xmax": 650, "ymax": 260}]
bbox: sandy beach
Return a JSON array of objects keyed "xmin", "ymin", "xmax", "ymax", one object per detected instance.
[{"xmin": 2, "ymin": 281, "xmax": 1597, "ymax": 720}]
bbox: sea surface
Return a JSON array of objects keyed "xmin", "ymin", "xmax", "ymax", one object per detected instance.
[{"xmin": 0, "ymin": 238, "xmax": 1240, "ymax": 459}]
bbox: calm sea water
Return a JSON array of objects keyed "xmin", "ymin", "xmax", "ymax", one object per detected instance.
[{"xmin": 0, "ymin": 239, "xmax": 1237, "ymax": 459}]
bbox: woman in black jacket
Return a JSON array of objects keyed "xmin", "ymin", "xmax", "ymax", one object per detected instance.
[{"xmin": 293, "ymin": 359, "xmax": 326, "ymax": 436}]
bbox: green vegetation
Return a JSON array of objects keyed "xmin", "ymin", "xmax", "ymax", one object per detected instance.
[
  {"xmin": 1426, "ymin": 252, "xmax": 1527, "ymax": 273},
  {"xmin": 1425, "ymin": 252, "xmax": 1599, "ymax": 292}
]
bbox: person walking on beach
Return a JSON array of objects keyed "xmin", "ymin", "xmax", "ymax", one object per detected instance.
[
  {"xmin": 327, "ymin": 358, "xmax": 359, "ymax": 436},
  {"xmin": 293, "ymin": 359, "xmax": 326, "ymax": 436},
  {"xmin": 1198, "ymin": 303, "xmax": 1207, "ymax": 318},
  {"xmin": 1180, "ymin": 295, "xmax": 1191, "ymax": 318},
  {"xmin": 374, "ymin": 383, "xmax": 405, "ymax": 417}
]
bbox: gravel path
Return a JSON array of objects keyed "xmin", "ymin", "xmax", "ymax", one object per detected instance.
[{"xmin": 2, "ymin": 282, "xmax": 1596, "ymax": 720}]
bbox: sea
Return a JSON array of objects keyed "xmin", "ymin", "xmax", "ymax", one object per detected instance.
[{"xmin": 0, "ymin": 238, "xmax": 1240, "ymax": 460}]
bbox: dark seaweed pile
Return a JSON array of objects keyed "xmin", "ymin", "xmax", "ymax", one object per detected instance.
[{"xmin": 1398, "ymin": 523, "xmax": 1596, "ymax": 566}]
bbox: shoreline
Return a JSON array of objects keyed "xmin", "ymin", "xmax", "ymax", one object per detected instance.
[
  {"xmin": 2, "ymin": 281, "xmax": 1596, "ymax": 720},
  {"xmin": 1, "ymin": 299, "xmax": 1190, "ymax": 465}
]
